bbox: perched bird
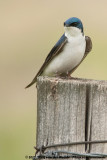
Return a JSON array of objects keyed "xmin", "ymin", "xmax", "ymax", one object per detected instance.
[{"xmin": 26, "ymin": 17, "xmax": 92, "ymax": 88}]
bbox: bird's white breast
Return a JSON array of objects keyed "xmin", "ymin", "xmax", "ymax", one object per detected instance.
[{"xmin": 43, "ymin": 28, "xmax": 86, "ymax": 76}]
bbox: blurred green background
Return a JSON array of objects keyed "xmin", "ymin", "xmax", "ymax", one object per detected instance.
[{"xmin": 0, "ymin": 0, "xmax": 107, "ymax": 159}]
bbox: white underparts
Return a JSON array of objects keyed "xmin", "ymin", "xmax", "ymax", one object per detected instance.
[{"xmin": 42, "ymin": 27, "xmax": 86, "ymax": 76}]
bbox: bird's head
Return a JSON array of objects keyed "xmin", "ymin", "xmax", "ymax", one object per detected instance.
[{"xmin": 64, "ymin": 17, "xmax": 84, "ymax": 37}]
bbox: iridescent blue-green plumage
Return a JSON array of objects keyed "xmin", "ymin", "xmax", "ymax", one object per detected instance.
[{"xmin": 64, "ymin": 17, "xmax": 83, "ymax": 32}]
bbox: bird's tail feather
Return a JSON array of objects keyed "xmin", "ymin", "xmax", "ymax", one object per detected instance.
[{"xmin": 25, "ymin": 76, "xmax": 37, "ymax": 88}]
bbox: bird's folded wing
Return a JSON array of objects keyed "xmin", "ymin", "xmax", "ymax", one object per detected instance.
[
  {"xmin": 85, "ymin": 36, "xmax": 92, "ymax": 55},
  {"xmin": 25, "ymin": 34, "xmax": 67, "ymax": 88}
]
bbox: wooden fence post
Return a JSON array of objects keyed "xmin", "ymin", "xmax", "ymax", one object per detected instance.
[{"xmin": 36, "ymin": 77, "xmax": 107, "ymax": 160}]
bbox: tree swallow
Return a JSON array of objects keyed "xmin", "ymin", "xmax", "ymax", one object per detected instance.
[{"xmin": 26, "ymin": 17, "xmax": 92, "ymax": 88}]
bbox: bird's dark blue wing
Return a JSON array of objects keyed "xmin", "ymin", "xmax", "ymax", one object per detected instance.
[
  {"xmin": 45, "ymin": 34, "xmax": 67, "ymax": 64},
  {"xmin": 25, "ymin": 34, "xmax": 67, "ymax": 88}
]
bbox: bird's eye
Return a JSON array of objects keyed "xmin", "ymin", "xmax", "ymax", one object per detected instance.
[{"xmin": 71, "ymin": 22, "xmax": 78, "ymax": 26}]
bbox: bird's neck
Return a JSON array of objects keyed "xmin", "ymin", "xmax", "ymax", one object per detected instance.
[{"xmin": 64, "ymin": 26, "xmax": 84, "ymax": 39}]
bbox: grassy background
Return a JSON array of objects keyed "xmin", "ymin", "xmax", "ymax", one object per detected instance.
[{"xmin": 1, "ymin": 0, "xmax": 107, "ymax": 159}]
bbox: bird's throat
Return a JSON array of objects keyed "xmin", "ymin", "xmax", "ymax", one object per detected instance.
[{"xmin": 64, "ymin": 26, "xmax": 82, "ymax": 38}]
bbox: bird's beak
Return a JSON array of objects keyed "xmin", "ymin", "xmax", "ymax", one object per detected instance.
[{"xmin": 64, "ymin": 22, "xmax": 70, "ymax": 27}]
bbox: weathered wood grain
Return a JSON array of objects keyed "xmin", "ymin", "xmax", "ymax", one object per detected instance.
[
  {"xmin": 88, "ymin": 83, "xmax": 107, "ymax": 160},
  {"xmin": 36, "ymin": 77, "xmax": 107, "ymax": 160}
]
